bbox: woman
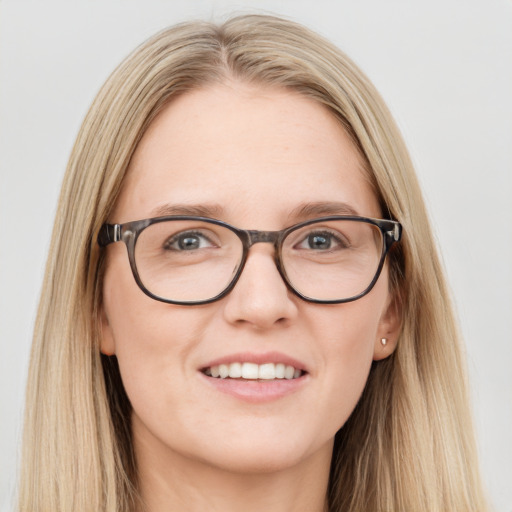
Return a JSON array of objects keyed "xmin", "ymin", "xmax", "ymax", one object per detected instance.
[{"xmin": 19, "ymin": 14, "xmax": 489, "ymax": 512}]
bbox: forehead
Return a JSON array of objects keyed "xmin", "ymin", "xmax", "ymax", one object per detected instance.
[{"xmin": 114, "ymin": 82, "xmax": 379, "ymax": 225}]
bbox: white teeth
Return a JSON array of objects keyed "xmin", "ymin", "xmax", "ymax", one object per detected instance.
[
  {"xmin": 218, "ymin": 364, "xmax": 229, "ymax": 379},
  {"xmin": 205, "ymin": 362, "xmax": 303, "ymax": 380},
  {"xmin": 228, "ymin": 362, "xmax": 242, "ymax": 378},
  {"xmin": 242, "ymin": 362, "xmax": 259, "ymax": 379},
  {"xmin": 258, "ymin": 363, "xmax": 275, "ymax": 380},
  {"xmin": 284, "ymin": 365, "xmax": 295, "ymax": 380}
]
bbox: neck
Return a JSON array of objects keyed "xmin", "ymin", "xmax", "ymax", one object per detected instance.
[{"xmin": 134, "ymin": 426, "xmax": 332, "ymax": 512}]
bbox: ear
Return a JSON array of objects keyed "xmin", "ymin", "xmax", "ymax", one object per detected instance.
[
  {"xmin": 373, "ymin": 293, "xmax": 402, "ymax": 361},
  {"xmin": 99, "ymin": 306, "xmax": 116, "ymax": 356}
]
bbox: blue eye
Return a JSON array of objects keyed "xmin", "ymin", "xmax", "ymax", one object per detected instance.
[
  {"xmin": 296, "ymin": 230, "xmax": 349, "ymax": 251},
  {"xmin": 165, "ymin": 231, "xmax": 214, "ymax": 251},
  {"xmin": 307, "ymin": 233, "xmax": 331, "ymax": 250}
]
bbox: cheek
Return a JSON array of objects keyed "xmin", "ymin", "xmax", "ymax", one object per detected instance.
[
  {"xmin": 102, "ymin": 251, "xmax": 212, "ymax": 405},
  {"xmin": 309, "ymin": 288, "xmax": 387, "ymax": 427}
]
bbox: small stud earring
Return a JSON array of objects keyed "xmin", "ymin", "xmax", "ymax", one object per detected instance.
[{"xmin": 380, "ymin": 338, "xmax": 388, "ymax": 346}]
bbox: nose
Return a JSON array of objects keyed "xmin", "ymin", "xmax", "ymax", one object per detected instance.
[{"xmin": 222, "ymin": 245, "xmax": 299, "ymax": 329}]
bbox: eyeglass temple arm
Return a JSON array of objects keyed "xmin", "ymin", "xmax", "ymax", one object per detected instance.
[
  {"xmin": 97, "ymin": 224, "xmax": 121, "ymax": 247},
  {"xmin": 385, "ymin": 222, "xmax": 402, "ymax": 247}
]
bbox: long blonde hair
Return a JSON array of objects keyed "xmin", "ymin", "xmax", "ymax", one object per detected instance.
[{"xmin": 19, "ymin": 14, "xmax": 488, "ymax": 512}]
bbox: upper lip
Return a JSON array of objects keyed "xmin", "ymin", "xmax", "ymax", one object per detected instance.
[{"xmin": 200, "ymin": 351, "xmax": 308, "ymax": 372}]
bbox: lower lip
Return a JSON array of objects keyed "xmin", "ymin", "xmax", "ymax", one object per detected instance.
[{"xmin": 200, "ymin": 373, "xmax": 308, "ymax": 403}]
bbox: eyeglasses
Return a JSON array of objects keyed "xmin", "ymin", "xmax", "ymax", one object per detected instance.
[{"xmin": 98, "ymin": 215, "xmax": 402, "ymax": 305}]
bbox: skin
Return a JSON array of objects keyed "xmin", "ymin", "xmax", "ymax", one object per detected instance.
[{"xmin": 101, "ymin": 82, "xmax": 400, "ymax": 512}]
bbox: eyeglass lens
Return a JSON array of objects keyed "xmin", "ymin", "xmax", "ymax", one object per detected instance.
[{"xmin": 133, "ymin": 218, "xmax": 384, "ymax": 303}]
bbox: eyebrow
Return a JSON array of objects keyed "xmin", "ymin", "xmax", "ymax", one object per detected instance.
[
  {"xmin": 149, "ymin": 200, "xmax": 361, "ymax": 223},
  {"xmin": 150, "ymin": 203, "xmax": 224, "ymax": 218},
  {"xmin": 288, "ymin": 201, "xmax": 360, "ymax": 221}
]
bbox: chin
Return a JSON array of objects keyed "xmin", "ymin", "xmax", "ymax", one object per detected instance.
[
  {"xmin": 203, "ymin": 446, "xmax": 319, "ymax": 475},
  {"xmin": 191, "ymin": 429, "xmax": 334, "ymax": 475}
]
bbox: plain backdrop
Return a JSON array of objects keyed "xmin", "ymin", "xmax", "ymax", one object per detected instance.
[{"xmin": 1, "ymin": 1, "xmax": 511, "ymax": 511}]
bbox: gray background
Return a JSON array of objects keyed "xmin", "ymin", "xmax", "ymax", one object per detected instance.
[{"xmin": 1, "ymin": 1, "xmax": 511, "ymax": 510}]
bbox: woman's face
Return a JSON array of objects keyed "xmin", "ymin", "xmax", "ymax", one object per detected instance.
[{"xmin": 101, "ymin": 83, "xmax": 400, "ymax": 474}]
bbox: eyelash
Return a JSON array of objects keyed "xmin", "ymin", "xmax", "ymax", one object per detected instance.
[
  {"xmin": 164, "ymin": 230, "xmax": 215, "ymax": 251},
  {"xmin": 294, "ymin": 230, "xmax": 350, "ymax": 251}
]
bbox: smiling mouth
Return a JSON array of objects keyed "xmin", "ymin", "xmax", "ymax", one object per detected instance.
[{"xmin": 202, "ymin": 362, "xmax": 304, "ymax": 380}]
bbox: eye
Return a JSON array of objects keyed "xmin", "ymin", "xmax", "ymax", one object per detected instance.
[
  {"xmin": 164, "ymin": 231, "xmax": 216, "ymax": 251},
  {"xmin": 295, "ymin": 230, "xmax": 349, "ymax": 251}
]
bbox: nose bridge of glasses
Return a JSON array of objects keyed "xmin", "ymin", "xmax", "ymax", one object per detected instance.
[{"xmin": 246, "ymin": 229, "xmax": 280, "ymax": 248}]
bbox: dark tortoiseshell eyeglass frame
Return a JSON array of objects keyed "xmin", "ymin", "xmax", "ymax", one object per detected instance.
[{"xmin": 98, "ymin": 215, "xmax": 402, "ymax": 306}]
